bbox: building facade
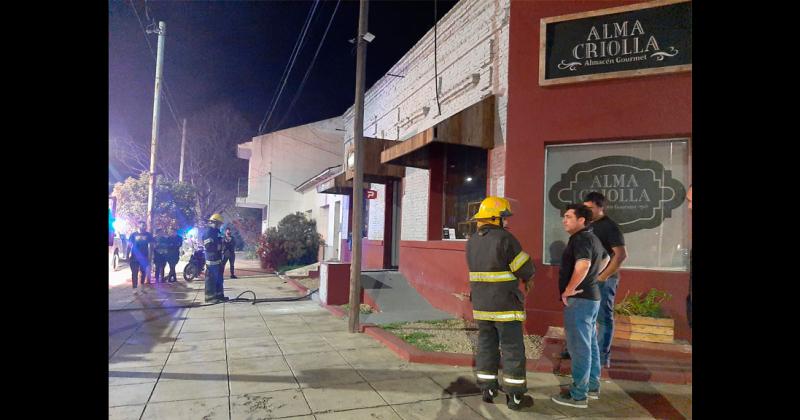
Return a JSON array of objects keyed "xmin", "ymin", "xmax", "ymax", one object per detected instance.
[{"xmin": 324, "ymin": 0, "xmax": 692, "ymax": 340}]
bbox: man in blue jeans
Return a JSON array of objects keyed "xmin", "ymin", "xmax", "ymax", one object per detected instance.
[
  {"xmin": 583, "ymin": 192, "xmax": 627, "ymax": 368},
  {"xmin": 552, "ymin": 204, "xmax": 609, "ymax": 409}
]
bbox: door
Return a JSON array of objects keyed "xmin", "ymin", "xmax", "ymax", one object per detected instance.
[{"xmin": 333, "ymin": 201, "xmax": 341, "ymax": 261}]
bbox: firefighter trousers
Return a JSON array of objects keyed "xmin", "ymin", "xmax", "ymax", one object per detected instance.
[{"xmin": 475, "ymin": 320, "xmax": 527, "ymax": 394}]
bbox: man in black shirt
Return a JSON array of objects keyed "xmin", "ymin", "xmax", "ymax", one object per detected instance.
[
  {"xmin": 153, "ymin": 229, "xmax": 170, "ymax": 283},
  {"xmin": 221, "ymin": 227, "xmax": 238, "ymax": 279},
  {"xmin": 583, "ymin": 192, "xmax": 627, "ymax": 368},
  {"xmin": 551, "ymin": 204, "xmax": 609, "ymax": 409},
  {"xmin": 166, "ymin": 228, "xmax": 182, "ymax": 283},
  {"xmin": 127, "ymin": 221, "xmax": 153, "ymax": 289}
]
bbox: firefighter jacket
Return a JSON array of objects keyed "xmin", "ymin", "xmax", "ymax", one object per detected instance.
[
  {"xmin": 203, "ymin": 225, "xmax": 223, "ymax": 265},
  {"xmin": 466, "ymin": 224, "xmax": 535, "ymax": 322}
]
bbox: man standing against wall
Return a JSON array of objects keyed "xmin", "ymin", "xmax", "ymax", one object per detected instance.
[
  {"xmin": 551, "ymin": 204, "xmax": 609, "ymax": 409},
  {"xmin": 466, "ymin": 196, "xmax": 535, "ymax": 411},
  {"xmin": 583, "ymin": 192, "xmax": 627, "ymax": 369}
]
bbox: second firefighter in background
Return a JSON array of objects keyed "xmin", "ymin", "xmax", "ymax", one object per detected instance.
[{"xmin": 466, "ymin": 196, "xmax": 535, "ymax": 411}]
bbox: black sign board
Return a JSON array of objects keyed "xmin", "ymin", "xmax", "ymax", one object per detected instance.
[
  {"xmin": 540, "ymin": 0, "xmax": 691, "ymax": 86},
  {"xmin": 547, "ymin": 155, "xmax": 686, "ymax": 233}
]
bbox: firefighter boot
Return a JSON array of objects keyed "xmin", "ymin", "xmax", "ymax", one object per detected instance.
[
  {"xmin": 506, "ymin": 393, "xmax": 534, "ymax": 411},
  {"xmin": 482, "ymin": 388, "xmax": 497, "ymax": 403}
]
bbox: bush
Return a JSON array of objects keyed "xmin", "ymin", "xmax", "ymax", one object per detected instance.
[
  {"xmin": 256, "ymin": 227, "xmax": 287, "ymax": 271},
  {"xmin": 614, "ymin": 288, "xmax": 672, "ymax": 318},
  {"xmin": 256, "ymin": 212, "xmax": 323, "ymax": 271}
]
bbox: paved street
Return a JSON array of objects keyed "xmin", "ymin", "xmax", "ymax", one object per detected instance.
[{"xmin": 109, "ymin": 272, "xmax": 692, "ymax": 419}]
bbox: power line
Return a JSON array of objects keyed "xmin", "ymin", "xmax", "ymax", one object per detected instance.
[
  {"xmin": 258, "ymin": 0, "xmax": 320, "ymax": 135},
  {"xmin": 275, "ymin": 0, "xmax": 342, "ymax": 131},
  {"xmin": 129, "ymin": 0, "xmax": 182, "ymax": 132}
]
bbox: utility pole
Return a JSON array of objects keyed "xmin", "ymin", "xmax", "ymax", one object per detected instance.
[
  {"xmin": 179, "ymin": 118, "xmax": 186, "ymax": 182},
  {"xmin": 146, "ymin": 21, "xmax": 166, "ymax": 283},
  {"xmin": 348, "ymin": 0, "xmax": 369, "ymax": 333}
]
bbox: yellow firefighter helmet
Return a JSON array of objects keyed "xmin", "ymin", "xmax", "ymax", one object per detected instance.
[
  {"xmin": 208, "ymin": 213, "xmax": 224, "ymax": 223},
  {"xmin": 471, "ymin": 196, "xmax": 513, "ymax": 223}
]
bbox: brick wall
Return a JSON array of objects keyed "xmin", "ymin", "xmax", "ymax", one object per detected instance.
[
  {"xmin": 400, "ymin": 168, "xmax": 430, "ymax": 241},
  {"xmin": 367, "ymin": 183, "xmax": 386, "ymax": 240},
  {"xmin": 340, "ymin": 0, "xmax": 511, "ymax": 240}
]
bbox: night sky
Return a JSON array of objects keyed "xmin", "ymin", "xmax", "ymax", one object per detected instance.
[{"xmin": 109, "ymin": 0, "xmax": 457, "ymax": 183}]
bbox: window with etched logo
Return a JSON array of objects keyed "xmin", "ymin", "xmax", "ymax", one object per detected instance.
[{"xmin": 544, "ymin": 139, "xmax": 690, "ymax": 270}]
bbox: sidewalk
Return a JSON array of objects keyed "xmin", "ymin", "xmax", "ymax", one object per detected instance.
[{"xmin": 109, "ymin": 273, "xmax": 692, "ymax": 419}]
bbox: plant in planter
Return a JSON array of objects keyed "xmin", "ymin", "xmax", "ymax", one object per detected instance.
[{"xmin": 613, "ymin": 288, "xmax": 675, "ymax": 343}]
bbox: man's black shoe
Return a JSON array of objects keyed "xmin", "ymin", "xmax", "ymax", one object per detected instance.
[
  {"xmin": 230, "ymin": 275, "xmax": 238, "ymax": 279},
  {"xmin": 481, "ymin": 389, "xmax": 497, "ymax": 403},
  {"xmin": 506, "ymin": 393, "xmax": 533, "ymax": 411}
]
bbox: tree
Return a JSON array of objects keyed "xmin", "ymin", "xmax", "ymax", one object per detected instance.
[
  {"xmin": 109, "ymin": 102, "xmax": 251, "ymax": 219},
  {"xmin": 256, "ymin": 212, "xmax": 323, "ymax": 271},
  {"xmin": 111, "ymin": 172, "xmax": 198, "ymax": 234}
]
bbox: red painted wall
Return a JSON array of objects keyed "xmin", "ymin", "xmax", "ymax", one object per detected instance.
[
  {"xmin": 363, "ymin": 239, "xmax": 385, "ymax": 270},
  {"xmin": 507, "ymin": 0, "xmax": 692, "ymax": 340},
  {"xmin": 398, "ymin": 241, "xmax": 473, "ymax": 319}
]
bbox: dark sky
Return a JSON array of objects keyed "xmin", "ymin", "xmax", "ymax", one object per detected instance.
[{"xmin": 109, "ymin": 0, "xmax": 457, "ymax": 183}]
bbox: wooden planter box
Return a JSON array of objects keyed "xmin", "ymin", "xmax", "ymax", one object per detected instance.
[{"xmin": 613, "ymin": 315, "xmax": 674, "ymax": 344}]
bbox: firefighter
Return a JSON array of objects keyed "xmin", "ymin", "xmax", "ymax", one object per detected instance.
[
  {"xmin": 466, "ymin": 196, "xmax": 535, "ymax": 411},
  {"xmin": 221, "ymin": 227, "xmax": 238, "ymax": 279},
  {"xmin": 203, "ymin": 214, "xmax": 228, "ymax": 303},
  {"xmin": 153, "ymin": 228, "xmax": 170, "ymax": 283}
]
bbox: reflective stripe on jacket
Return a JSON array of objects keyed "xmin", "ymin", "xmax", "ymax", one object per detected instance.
[{"xmin": 466, "ymin": 224, "xmax": 535, "ymax": 322}]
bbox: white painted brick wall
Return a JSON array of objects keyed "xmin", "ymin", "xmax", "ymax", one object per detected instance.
[
  {"xmin": 338, "ymin": 0, "xmax": 510, "ymax": 241},
  {"xmin": 367, "ymin": 183, "xmax": 386, "ymax": 240},
  {"xmin": 401, "ymin": 168, "xmax": 430, "ymax": 241}
]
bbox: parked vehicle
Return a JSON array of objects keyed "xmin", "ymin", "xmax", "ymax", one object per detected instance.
[{"xmin": 183, "ymin": 247, "xmax": 206, "ymax": 282}]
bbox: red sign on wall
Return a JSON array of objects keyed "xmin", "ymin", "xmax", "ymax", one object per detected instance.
[{"xmin": 365, "ymin": 189, "xmax": 377, "ymax": 200}]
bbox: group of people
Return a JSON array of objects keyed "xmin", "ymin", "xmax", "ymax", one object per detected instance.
[
  {"xmin": 125, "ymin": 215, "xmax": 239, "ymax": 294},
  {"xmin": 466, "ymin": 188, "xmax": 690, "ymax": 410},
  {"xmin": 126, "ymin": 221, "xmax": 182, "ymax": 288}
]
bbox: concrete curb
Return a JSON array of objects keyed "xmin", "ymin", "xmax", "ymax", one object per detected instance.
[
  {"xmin": 336, "ymin": 323, "xmax": 690, "ymax": 385},
  {"xmin": 284, "ymin": 277, "xmax": 309, "ymax": 294}
]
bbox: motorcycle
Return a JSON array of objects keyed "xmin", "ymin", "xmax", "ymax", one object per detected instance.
[{"xmin": 183, "ymin": 247, "xmax": 206, "ymax": 282}]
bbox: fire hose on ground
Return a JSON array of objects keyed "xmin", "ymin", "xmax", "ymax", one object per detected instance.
[{"xmin": 108, "ymin": 272, "xmax": 318, "ymax": 312}]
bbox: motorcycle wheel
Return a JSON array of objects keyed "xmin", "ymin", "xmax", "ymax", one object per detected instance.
[{"xmin": 183, "ymin": 263, "xmax": 198, "ymax": 282}]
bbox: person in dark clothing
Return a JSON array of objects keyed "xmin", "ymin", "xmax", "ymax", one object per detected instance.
[
  {"xmin": 551, "ymin": 204, "xmax": 609, "ymax": 409},
  {"xmin": 153, "ymin": 228, "xmax": 169, "ymax": 283},
  {"xmin": 466, "ymin": 196, "xmax": 535, "ymax": 411},
  {"xmin": 203, "ymin": 214, "xmax": 228, "ymax": 303},
  {"xmin": 581, "ymin": 192, "xmax": 627, "ymax": 369},
  {"xmin": 221, "ymin": 227, "xmax": 238, "ymax": 279},
  {"xmin": 127, "ymin": 221, "xmax": 153, "ymax": 289},
  {"xmin": 686, "ymin": 185, "xmax": 692, "ymax": 328},
  {"xmin": 166, "ymin": 228, "xmax": 182, "ymax": 283}
]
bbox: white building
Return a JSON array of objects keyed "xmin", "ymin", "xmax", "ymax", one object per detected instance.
[{"xmin": 236, "ymin": 117, "xmax": 356, "ymax": 262}]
